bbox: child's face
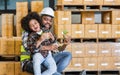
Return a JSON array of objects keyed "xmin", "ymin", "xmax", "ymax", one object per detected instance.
[{"xmin": 29, "ymin": 19, "xmax": 41, "ymax": 32}]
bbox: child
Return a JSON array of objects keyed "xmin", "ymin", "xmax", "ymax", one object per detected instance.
[{"xmin": 21, "ymin": 12, "xmax": 57, "ymax": 75}]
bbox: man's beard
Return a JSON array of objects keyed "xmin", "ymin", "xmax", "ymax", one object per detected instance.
[{"xmin": 42, "ymin": 24, "xmax": 52, "ymax": 32}]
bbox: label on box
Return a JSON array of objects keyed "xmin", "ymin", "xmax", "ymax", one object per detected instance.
[
  {"xmin": 105, "ymin": 0, "xmax": 114, "ymax": 2},
  {"xmin": 115, "ymin": 31, "xmax": 120, "ymax": 34},
  {"xmin": 62, "ymin": 32, "xmax": 63, "ymax": 34},
  {"xmin": 86, "ymin": 18, "xmax": 92, "ymax": 20},
  {"xmin": 115, "ymin": 44, "xmax": 120, "ymax": 46},
  {"xmin": 115, "ymin": 63, "xmax": 120, "ymax": 66},
  {"xmin": 74, "ymin": 64, "xmax": 81, "ymax": 66},
  {"xmin": 64, "ymin": 0, "xmax": 73, "ymax": 1},
  {"xmin": 62, "ymin": 18, "xmax": 69, "ymax": 21},
  {"xmin": 75, "ymin": 51, "xmax": 82, "ymax": 54},
  {"xmin": 116, "ymin": 18, "xmax": 120, "ymax": 20},
  {"xmin": 75, "ymin": 31, "xmax": 82, "ymax": 34},
  {"xmin": 88, "ymin": 63, "xmax": 95, "ymax": 66},
  {"xmin": 107, "ymin": 17, "xmax": 110, "ymax": 20},
  {"xmin": 85, "ymin": 0, "xmax": 93, "ymax": 1},
  {"xmin": 101, "ymin": 63, "xmax": 108, "ymax": 66},
  {"xmin": 116, "ymin": 67, "xmax": 120, "ymax": 69},
  {"xmin": 102, "ymin": 50, "xmax": 109, "ymax": 53},
  {"xmin": 88, "ymin": 50, "xmax": 96, "ymax": 53},
  {"xmin": 102, "ymin": 31, "xmax": 109, "ymax": 34},
  {"xmin": 89, "ymin": 30, "xmax": 96, "ymax": 33},
  {"xmin": 115, "ymin": 50, "xmax": 120, "ymax": 53}
]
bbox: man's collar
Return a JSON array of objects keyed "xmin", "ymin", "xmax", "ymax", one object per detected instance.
[{"xmin": 36, "ymin": 30, "xmax": 43, "ymax": 35}]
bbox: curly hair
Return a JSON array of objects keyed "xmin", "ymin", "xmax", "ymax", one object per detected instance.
[{"xmin": 21, "ymin": 12, "xmax": 41, "ymax": 33}]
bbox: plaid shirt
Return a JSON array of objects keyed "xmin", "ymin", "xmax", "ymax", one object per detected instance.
[
  {"xmin": 25, "ymin": 31, "xmax": 56, "ymax": 57},
  {"xmin": 22, "ymin": 31, "xmax": 42, "ymax": 53},
  {"xmin": 22, "ymin": 32, "xmax": 30, "ymax": 52},
  {"xmin": 21, "ymin": 31, "xmax": 58, "ymax": 70}
]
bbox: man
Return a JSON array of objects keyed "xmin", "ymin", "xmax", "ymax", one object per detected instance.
[
  {"xmin": 21, "ymin": 7, "xmax": 72, "ymax": 75},
  {"xmin": 39, "ymin": 7, "xmax": 86, "ymax": 75}
]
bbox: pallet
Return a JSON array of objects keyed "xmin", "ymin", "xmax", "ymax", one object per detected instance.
[
  {"xmin": 63, "ymin": 70, "xmax": 120, "ymax": 75},
  {"xmin": 0, "ymin": 55, "xmax": 20, "ymax": 61},
  {"xmin": 57, "ymin": 38, "xmax": 119, "ymax": 43},
  {"xmin": 100, "ymin": 70, "xmax": 120, "ymax": 75}
]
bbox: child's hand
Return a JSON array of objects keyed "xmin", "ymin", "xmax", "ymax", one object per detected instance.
[{"xmin": 39, "ymin": 33, "xmax": 49, "ymax": 42}]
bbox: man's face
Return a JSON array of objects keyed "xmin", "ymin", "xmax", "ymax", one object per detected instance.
[{"xmin": 42, "ymin": 16, "xmax": 53, "ymax": 30}]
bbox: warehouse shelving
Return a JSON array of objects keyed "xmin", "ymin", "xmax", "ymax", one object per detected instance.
[
  {"xmin": 55, "ymin": 0, "xmax": 120, "ymax": 75},
  {"xmin": 0, "ymin": 0, "xmax": 120, "ymax": 75}
]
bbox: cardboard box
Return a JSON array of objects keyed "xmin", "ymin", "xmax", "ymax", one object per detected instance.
[
  {"xmin": 57, "ymin": 0, "xmax": 63, "ymax": 5},
  {"xmin": 84, "ymin": 57, "xmax": 98, "ymax": 70},
  {"xmin": 98, "ymin": 43, "xmax": 112, "ymax": 56},
  {"xmin": 85, "ymin": 43, "xmax": 98, "ymax": 57},
  {"xmin": 98, "ymin": 57, "xmax": 114, "ymax": 70},
  {"xmin": 72, "ymin": 43, "xmax": 85, "ymax": 57},
  {"xmin": 104, "ymin": 0, "xmax": 120, "ymax": 5},
  {"xmin": 112, "ymin": 10, "xmax": 120, "ymax": 24},
  {"xmin": 1, "ymin": 14, "xmax": 14, "ymax": 38},
  {"xmin": 111, "ymin": 43, "xmax": 120, "ymax": 56},
  {"xmin": 98, "ymin": 24, "xmax": 111, "ymax": 38},
  {"xmin": 0, "ymin": 62, "xmax": 14, "ymax": 75},
  {"xmin": 16, "ymin": 2, "xmax": 28, "ymax": 36},
  {"xmin": 0, "ymin": 38, "xmax": 7, "ymax": 55},
  {"xmin": 15, "ymin": 62, "xmax": 32, "ymax": 75},
  {"xmin": 72, "ymin": 58, "xmax": 84, "ymax": 70},
  {"xmin": 14, "ymin": 37, "xmax": 22, "ymax": 55},
  {"xmin": 31, "ymin": 1, "xmax": 43, "ymax": 13},
  {"xmin": 71, "ymin": 24, "xmax": 84, "ymax": 38},
  {"xmin": 85, "ymin": 24, "xmax": 98, "ymax": 38},
  {"xmin": 82, "ymin": 12, "xmax": 95, "ymax": 24},
  {"xmin": 112, "ymin": 25, "xmax": 120, "ymax": 38},
  {"xmin": 0, "ymin": 38, "xmax": 14, "ymax": 55},
  {"xmin": 83, "ymin": 0, "xmax": 103, "ymax": 5},
  {"xmin": 55, "ymin": 11, "xmax": 71, "ymax": 25},
  {"xmin": 7, "ymin": 38, "xmax": 15, "ymax": 55},
  {"xmin": 102, "ymin": 11, "xmax": 112, "ymax": 24},
  {"xmin": 61, "ymin": 0, "xmax": 83, "ymax": 5},
  {"xmin": 62, "ymin": 0, "xmax": 73, "ymax": 5},
  {"xmin": 113, "ymin": 57, "xmax": 120, "ymax": 70}
]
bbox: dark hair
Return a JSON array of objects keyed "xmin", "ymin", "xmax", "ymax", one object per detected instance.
[{"xmin": 21, "ymin": 12, "xmax": 41, "ymax": 33}]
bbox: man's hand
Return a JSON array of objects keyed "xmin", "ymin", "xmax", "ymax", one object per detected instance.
[
  {"xmin": 50, "ymin": 44, "xmax": 58, "ymax": 51},
  {"xmin": 57, "ymin": 35, "xmax": 71, "ymax": 52},
  {"xmin": 36, "ymin": 33, "xmax": 50, "ymax": 48},
  {"xmin": 63, "ymin": 35, "xmax": 71, "ymax": 45},
  {"xmin": 38, "ymin": 33, "xmax": 50, "ymax": 42}
]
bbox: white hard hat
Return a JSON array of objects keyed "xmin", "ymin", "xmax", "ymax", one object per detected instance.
[{"xmin": 40, "ymin": 7, "xmax": 54, "ymax": 18}]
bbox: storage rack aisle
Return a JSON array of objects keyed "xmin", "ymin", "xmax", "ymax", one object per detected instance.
[{"xmin": 54, "ymin": 0, "xmax": 120, "ymax": 75}]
